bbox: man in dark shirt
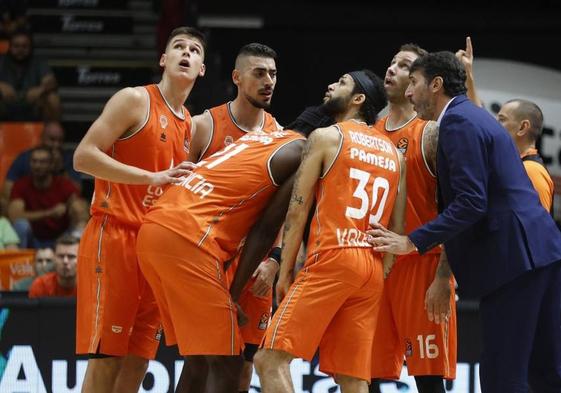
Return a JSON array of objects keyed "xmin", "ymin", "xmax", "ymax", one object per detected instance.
[{"xmin": 0, "ymin": 29, "xmax": 60, "ymax": 121}]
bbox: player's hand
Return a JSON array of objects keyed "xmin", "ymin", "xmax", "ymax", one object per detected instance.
[
  {"xmin": 367, "ymin": 223, "xmax": 416, "ymax": 255},
  {"xmin": 275, "ymin": 273, "xmax": 293, "ymax": 304},
  {"xmin": 455, "ymin": 36, "xmax": 474, "ymax": 72},
  {"xmin": 251, "ymin": 258, "xmax": 279, "ymax": 297},
  {"xmin": 235, "ymin": 303, "xmax": 249, "ymax": 327},
  {"xmin": 425, "ymin": 276, "xmax": 452, "ymax": 324},
  {"xmin": 50, "ymin": 203, "xmax": 67, "ymax": 217},
  {"xmin": 149, "ymin": 161, "xmax": 196, "ymax": 186}
]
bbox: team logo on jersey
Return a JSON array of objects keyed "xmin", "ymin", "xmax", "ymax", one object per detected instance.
[
  {"xmin": 397, "ymin": 137, "xmax": 409, "ymax": 154},
  {"xmin": 258, "ymin": 312, "xmax": 270, "ymax": 330},
  {"xmin": 160, "ymin": 132, "xmax": 167, "ymax": 142},
  {"xmin": 405, "ymin": 339, "xmax": 413, "ymax": 357},
  {"xmin": 159, "ymin": 114, "xmax": 168, "ymax": 129},
  {"xmin": 183, "ymin": 138, "xmax": 190, "ymax": 153},
  {"xmin": 224, "ymin": 135, "xmax": 234, "ymax": 146},
  {"xmin": 111, "ymin": 325, "xmax": 123, "ymax": 334}
]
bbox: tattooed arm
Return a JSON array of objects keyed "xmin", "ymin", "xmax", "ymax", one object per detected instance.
[
  {"xmin": 422, "ymin": 120, "xmax": 454, "ymax": 323},
  {"xmin": 276, "ymin": 126, "xmax": 341, "ymax": 302},
  {"xmin": 422, "ymin": 120, "xmax": 439, "ymax": 176}
]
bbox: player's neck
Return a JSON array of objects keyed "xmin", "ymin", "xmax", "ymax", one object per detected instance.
[
  {"xmin": 158, "ymin": 78, "xmax": 192, "ymax": 113},
  {"xmin": 337, "ymin": 107, "xmax": 363, "ymax": 124},
  {"xmin": 230, "ymin": 98, "xmax": 265, "ymax": 131},
  {"xmin": 386, "ymin": 102, "xmax": 417, "ymax": 130},
  {"xmin": 32, "ymin": 174, "xmax": 53, "ymax": 189},
  {"xmin": 57, "ymin": 275, "xmax": 76, "ymax": 289},
  {"xmin": 519, "ymin": 141, "xmax": 536, "ymax": 156}
]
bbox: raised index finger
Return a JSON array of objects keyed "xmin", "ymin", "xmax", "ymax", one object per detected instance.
[{"xmin": 466, "ymin": 36, "xmax": 473, "ymax": 57}]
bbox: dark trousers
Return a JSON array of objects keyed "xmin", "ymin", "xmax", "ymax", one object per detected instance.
[{"xmin": 479, "ymin": 261, "xmax": 561, "ymax": 393}]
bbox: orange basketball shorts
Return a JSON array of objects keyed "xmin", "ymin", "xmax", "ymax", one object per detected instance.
[
  {"xmin": 371, "ymin": 253, "xmax": 457, "ymax": 380},
  {"xmin": 76, "ymin": 215, "xmax": 161, "ymax": 359},
  {"xmin": 136, "ymin": 222, "xmax": 242, "ymax": 356},
  {"xmin": 262, "ymin": 247, "xmax": 383, "ymax": 381},
  {"xmin": 225, "ymin": 255, "xmax": 273, "ymax": 345}
]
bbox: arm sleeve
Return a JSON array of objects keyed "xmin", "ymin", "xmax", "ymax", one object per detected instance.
[{"xmin": 409, "ymin": 114, "xmax": 489, "ymax": 253}]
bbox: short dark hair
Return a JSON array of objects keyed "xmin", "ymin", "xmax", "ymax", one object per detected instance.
[
  {"xmin": 9, "ymin": 28, "xmax": 32, "ymax": 43},
  {"xmin": 236, "ymin": 43, "xmax": 277, "ymax": 65},
  {"xmin": 505, "ymin": 98, "xmax": 544, "ymax": 141},
  {"xmin": 55, "ymin": 234, "xmax": 80, "ymax": 248},
  {"xmin": 165, "ymin": 26, "xmax": 207, "ymax": 55},
  {"xmin": 399, "ymin": 43, "xmax": 428, "ymax": 58},
  {"xmin": 410, "ymin": 51, "xmax": 467, "ymax": 97},
  {"xmin": 352, "ymin": 70, "xmax": 387, "ymax": 125},
  {"xmin": 30, "ymin": 145, "xmax": 53, "ymax": 160}
]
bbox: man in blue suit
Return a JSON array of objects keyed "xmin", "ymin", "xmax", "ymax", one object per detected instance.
[{"xmin": 369, "ymin": 51, "xmax": 561, "ymax": 393}]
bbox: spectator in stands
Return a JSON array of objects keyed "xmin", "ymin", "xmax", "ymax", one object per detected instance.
[
  {"xmin": 0, "ymin": 29, "xmax": 61, "ymax": 121},
  {"xmin": 7, "ymin": 146, "xmax": 87, "ymax": 248},
  {"xmin": 0, "ymin": 1, "xmax": 29, "ymax": 39},
  {"xmin": 0, "ymin": 197, "xmax": 18, "ymax": 249},
  {"xmin": 28, "ymin": 234, "xmax": 78, "ymax": 298},
  {"xmin": 12, "ymin": 247, "xmax": 55, "ymax": 290},
  {"xmin": 1, "ymin": 121, "xmax": 82, "ymax": 205}
]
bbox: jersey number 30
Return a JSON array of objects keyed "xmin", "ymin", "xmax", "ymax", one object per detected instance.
[{"xmin": 345, "ymin": 168, "xmax": 389, "ymax": 225}]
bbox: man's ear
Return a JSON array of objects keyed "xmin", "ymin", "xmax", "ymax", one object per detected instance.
[
  {"xmin": 517, "ymin": 119, "xmax": 531, "ymax": 137},
  {"xmin": 431, "ymin": 76, "xmax": 443, "ymax": 93}
]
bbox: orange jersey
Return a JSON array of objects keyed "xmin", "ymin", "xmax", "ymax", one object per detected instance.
[
  {"xmin": 29, "ymin": 272, "xmax": 77, "ymax": 298},
  {"xmin": 145, "ymin": 130, "xmax": 304, "ymax": 262},
  {"xmin": 521, "ymin": 148, "xmax": 554, "ymax": 212},
  {"xmin": 376, "ymin": 116, "xmax": 439, "ymax": 253},
  {"xmin": 90, "ymin": 84, "xmax": 191, "ymax": 228},
  {"xmin": 200, "ymin": 102, "xmax": 280, "ymax": 159},
  {"xmin": 307, "ymin": 120, "xmax": 401, "ymax": 255}
]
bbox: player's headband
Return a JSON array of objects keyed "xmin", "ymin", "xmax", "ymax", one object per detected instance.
[{"xmin": 349, "ymin": 70, "xmax": 376, "ymax": 104}]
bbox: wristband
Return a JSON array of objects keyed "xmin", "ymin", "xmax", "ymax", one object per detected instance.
[{"xmin": 268, "ymin": 247, "xmax": 282, "ymax": 265}]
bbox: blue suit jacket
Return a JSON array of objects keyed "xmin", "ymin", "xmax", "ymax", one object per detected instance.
[{"xmin": 409, "ymin": 95, "xmax": 561, "ymax": 298}]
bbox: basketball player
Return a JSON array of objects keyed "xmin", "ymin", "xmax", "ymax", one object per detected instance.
[
  {"xmin": 368, "ymin": 44, "xmax": 457, "ymax": 393},
  {"xmin": 136, "ymin": 105, "xmax": 335, "ymax": 393},
  {"xmin": 255, "ymin": 70, "xmax": 406, "ymax": 393},
  {"xmin": 188, "ymin": 43, "xmax": 281, "ymax": 392},
  {"xmin": 73, "ymin": 27, "xmax": 206, "ymax": 393}
]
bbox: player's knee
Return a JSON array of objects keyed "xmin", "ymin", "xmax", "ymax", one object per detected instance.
[
  {"xmin": 335, "ymin": 374, "xmax": 365, "ymax": 390},
  {"xmin": 253, "ymin": 349, "xmax": 267, "ymax": 374}
]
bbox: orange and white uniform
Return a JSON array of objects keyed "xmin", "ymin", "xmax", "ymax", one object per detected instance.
[
  {"xmin": 371, "ymin": 115, "xmax": 457, "ymax": 380},
  {"xmin": 136, "ymin": 130, "xmax": 303, "ymax": 356},
  {"xmin": 199, "ymin": 101, "xmax": 280, "ymax": 160},
  {"xmin": 200, "ymin": 102, "xmax": 280, "ymax": 344},
  {"xmin": 521, "ymin": 148, "xmax": 554, "ymax": 212},
  {"xmin": 262, "ymin": 120, "xmax": 401, "ymax": 381},
  {"xmin": 76, "ymin": 84, "xmax": 191, "ymax": 358}
]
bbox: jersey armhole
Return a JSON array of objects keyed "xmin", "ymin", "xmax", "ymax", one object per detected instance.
[
  {"xmin": 118, "ymin": 87, "xmax": 150, "ymax": 141},
  {"xmin": 267, "ymin": 138, "xmax": 304, "ymax": 186},
  {"xmin": 199, "ymin": 109, "xmax": 215, "ymax": 159},
  {"xmin": 420, "ymin": 122, "xmax": 437, "ymax": 178},
  {"xmin": 319, "ymin": 125, "xmax": 344, "ymax": 179}
]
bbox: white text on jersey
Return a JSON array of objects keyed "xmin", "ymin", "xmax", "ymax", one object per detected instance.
[
  {"xmin": 350, "ymin": 148, "xmax": 397, "ymax": 172},
  {"xmin": 176, "ymin": 172, "xmax": 214, "ymax": 199}
]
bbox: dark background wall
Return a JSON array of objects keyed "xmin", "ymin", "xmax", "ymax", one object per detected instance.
[{"xmin": 186, "ymin": 1, "xmax": 561, "ymax": 124}]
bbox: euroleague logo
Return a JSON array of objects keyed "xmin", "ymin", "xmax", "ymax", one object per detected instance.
[
  {"xmin": 397, "ymin": 137, "xmax": 409, "ymax": 154},
  {"xmin": 224, "ymin": 135, "xmax": 234, "ymax": 146}
]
